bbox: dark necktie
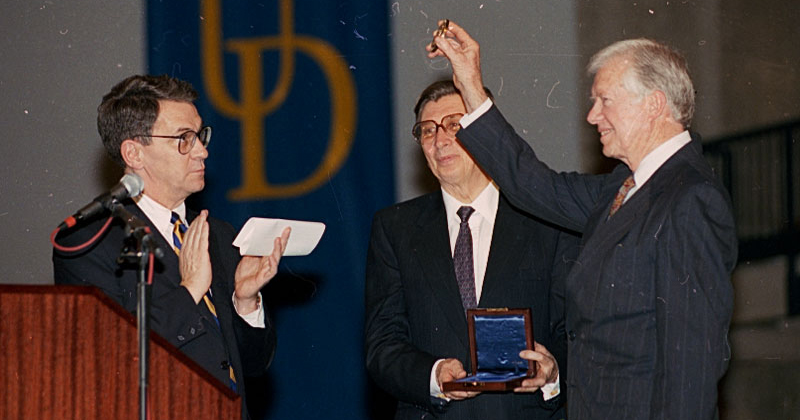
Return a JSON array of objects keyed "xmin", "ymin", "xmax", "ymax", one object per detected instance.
[
  {"xmin": 454, "ymin": 206, "xmax": 477, "ymax": 312},
  {"xmin": 170, "ymin": 212, "xmax": 237, "ymax": 391},
  {"xmin": 608, "ymin": 175, "xmax": 635, "ymax": 218}
]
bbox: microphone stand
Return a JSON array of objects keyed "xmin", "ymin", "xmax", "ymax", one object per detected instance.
[{"xmin": 112, "ymin": 202, "xmax": 163, "ymax": 420}]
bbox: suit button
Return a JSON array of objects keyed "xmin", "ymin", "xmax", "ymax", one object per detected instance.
[
  {"xmin": 220, "ymin": 361, "xmax": 230, "ymax": 370},
  {"xmin": 568, "ymin": 330, "xmax": 576, "ymax": 341}
]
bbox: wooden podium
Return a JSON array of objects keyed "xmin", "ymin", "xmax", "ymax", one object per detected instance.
[{"xmin": 0, "ymin": 285, "xmax": 241, "ymax": 420}]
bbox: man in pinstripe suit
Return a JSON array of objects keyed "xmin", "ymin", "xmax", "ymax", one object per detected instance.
[{"xmin": 429, "ymin": 21, "xmax": 737, "ymax": 420}]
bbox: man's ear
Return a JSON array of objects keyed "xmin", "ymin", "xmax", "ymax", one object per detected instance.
[
  {"xmin": 120, "ymin": 139, "xmax": 143, "ymax": 169},
  {"xmin": 646, "ymin": 90, "xmax": 669, "ymax": 119}
]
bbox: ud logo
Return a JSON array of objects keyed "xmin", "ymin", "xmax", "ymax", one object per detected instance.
[{"xmin": 201, "ymin": 0, "xmax": 357, "ymax": 200}]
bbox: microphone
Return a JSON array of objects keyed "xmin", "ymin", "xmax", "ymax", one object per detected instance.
[{"xmin": 59, "ymin": 174, "xmax": 144, "ymax": 229}]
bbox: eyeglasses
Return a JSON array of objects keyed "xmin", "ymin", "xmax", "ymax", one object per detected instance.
[
  {"xmin": 412, "ymin": 113, "xmax": 464, "ymax": 145},
  {"xmin": 136, "ymin": 126, "xmax": 212, "ymax": 154}
]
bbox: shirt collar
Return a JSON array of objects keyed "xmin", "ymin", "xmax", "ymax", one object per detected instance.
[
  {"xmin": 633, "ymin": 130, "xmax": 692, "ymax": 188},
  {"xmin": 135, "ymin": 193, "xmax": 186, "ymax": 226},
  {"xmin": 441, "ymin": 182, "xmax": 499, "ymax": 225}
]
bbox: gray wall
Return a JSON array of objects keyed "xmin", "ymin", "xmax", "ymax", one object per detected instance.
[
  {"xmin": 575, "ymin": 0, "xmax": 800, "ymax": 138},
  {"xmin": 390, "ymin": 1, "xmax": 583, "ymax": 199},
  {"xmin": 0, "ymin": 0, "xmax": 144, "ymax": 284},
  {"xmin": 392, "ymin": 1, "xmax": 800, "ymax": 199}
]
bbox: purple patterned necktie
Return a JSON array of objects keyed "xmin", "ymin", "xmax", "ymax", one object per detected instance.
[{"xmin": 454, "ymin": 206, "xmax": 477, "ymax": 312}]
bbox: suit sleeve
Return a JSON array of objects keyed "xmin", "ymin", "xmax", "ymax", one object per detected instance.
[
  {"xmin": 364, "ymin": 212, "xmax": 442, "ymax": 411},
  {"xmin": 650, "ymin": 182, "xmax": 736, "ymax": 419},
  {"xmin": 458, "ymin": 105, "xmax": 607, "ymax": 233},
  {"xmin": 208, "ymin": 218, "xmax": 276, "ymax": 376},
  {"xmin": 52, "ymin": 219, "xmax": 206, "ymax": 349}
]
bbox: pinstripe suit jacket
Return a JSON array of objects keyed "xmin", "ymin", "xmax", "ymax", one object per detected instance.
[
  {"xmin": 365, "ymin": 192, "xmax": 576, "ymax": 420},
  {"xmin": 457, "ymin": 105, "xmax": 737, "ymax": 420}
]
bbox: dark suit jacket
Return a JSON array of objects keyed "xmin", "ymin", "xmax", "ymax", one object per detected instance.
[
  {"xmin": 53, "ymin": 201, "xmax": 276, "ymax": 420},
  {"xmin": 365, "ymin": 191, "xmax": 576, "ymax": 420},
  {"xmin": 457, "ymin": 105, "xmax": 737, "ymax": 420}
]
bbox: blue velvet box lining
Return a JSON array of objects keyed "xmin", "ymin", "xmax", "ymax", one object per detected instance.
[
  {"xmin": 451, "ymin": 313, "xmax": 530, "ymax": 384},
  {"xmin": 474, "ymin": 314, "xmax": 528, "ymax": 372}
]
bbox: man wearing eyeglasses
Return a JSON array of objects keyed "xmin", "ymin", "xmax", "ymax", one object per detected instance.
[
  {"xmin": 364, "ymin": 80, "xmax": 577, "ymax": 420},
  {"xmin": 53, "ymin": 74, "xmax": 289, "ymax": 420}
]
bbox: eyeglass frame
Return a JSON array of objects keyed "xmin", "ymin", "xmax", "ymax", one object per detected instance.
[
  {"xmin": 134, "ymin": 126, "xmax": 212, "ymax": 154},
  {"xmin": 411, "ymin": 113, "xmax": 464, "ymax": 145}
]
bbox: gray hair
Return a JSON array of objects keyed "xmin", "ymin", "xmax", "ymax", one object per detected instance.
[{"xmin": 588, "ymin": 39, "xmax": 695, "ymax": 128}]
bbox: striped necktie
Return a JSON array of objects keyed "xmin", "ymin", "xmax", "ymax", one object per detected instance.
[
  {"xmin": 170, "ymin": 212, "xmax": 237, "ymax": 391},
  {"xmin": 608, "ymin": 175, "xmax": 635, "ymax": 219}
]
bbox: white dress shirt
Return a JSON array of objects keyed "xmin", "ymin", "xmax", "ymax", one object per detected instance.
[
  {"xmin": 441, "ymin": 182, "xmax": 499, "ymax": 301},
  {"xmin": 429, "ymin": 183, "xmax": 558, "ymax": 400},
  {"xmin": 135, "ymin": 193, "xmax": 264, "ymax": 327},
  {"xmin": 624, "ymin": 130, "xmax": 692, "ymax": 202}
]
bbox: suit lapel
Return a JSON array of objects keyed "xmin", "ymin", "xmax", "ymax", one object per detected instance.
[
  {"xmin": 127, "ymin": 203, "xmax": 228, "ymax": 352},
  {"xmin": 183, "ymin": 209, "xmax": 229, "ymax": 341},
  {"xmin": 186, "ymin": 209, "xmax": 227, "ymax": 309},
  {"xmin": 412, "ymin": 195, "xmax": 471, "ymax": 346},
  {"xmin": 569, "ymin": 140, "xmax": 702, "ymax": 295},
  {"xmin": 578, "ymin": 176, "xmax": 650, "ymax": 266},
  {"xmin": 585, "ymin": 138, "xmax": 699, "ymax": 250},
  {"xmin": 480, "ymin": 196, "xmax": 524, "ymax": 307},
  {"xmin": 127, "ymin": 203, "xmax": 182, "ymax": 286}
]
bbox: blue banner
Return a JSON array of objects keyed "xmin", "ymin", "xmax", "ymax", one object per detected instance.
[{"xmin": 147, "ymin": 1, "xmax": 394, "ymax": 418}]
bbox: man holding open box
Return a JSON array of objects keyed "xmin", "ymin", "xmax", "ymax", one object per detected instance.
[{"xmin": 365, "ymin": 80, "xmax": 577, "ymax": 419}]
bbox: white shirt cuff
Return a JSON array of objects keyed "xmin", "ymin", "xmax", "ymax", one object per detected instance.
[
  {"xmin": 429, "ymin": 359, "xmax": 449, "ymax": 400},
  {"xmin": 541, "ymin": 371, "xmax": 560, "ymax": 401},
  {"xmin": 459, "ymin": 98, "xmax": 493, "ymax": 128},
  {"xmin": 430, "ymin": 354, "xmax": 559, "ymax": 401},
  {"xmin": 232, "ymin": 291, "xmax": 265, "ymax": 328}
]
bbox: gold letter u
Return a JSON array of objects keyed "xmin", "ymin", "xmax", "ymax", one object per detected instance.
[{"xmin": 201, "ymin": 0, "xmax": 357, "ymax": 200}]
